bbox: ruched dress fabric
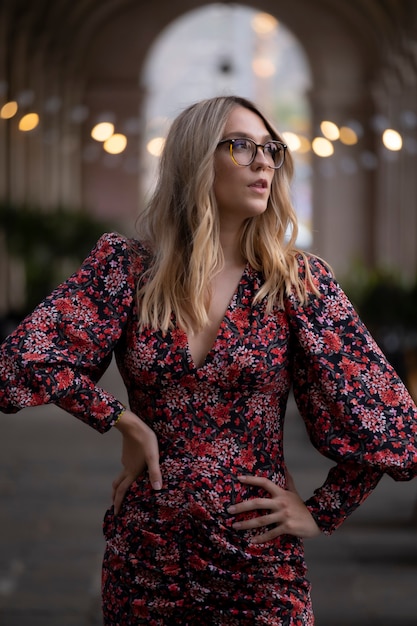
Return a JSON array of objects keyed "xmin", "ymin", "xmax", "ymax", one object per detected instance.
[{"xmin": 1, "ymin": 232, "xmax": 416, "ymax": 626}]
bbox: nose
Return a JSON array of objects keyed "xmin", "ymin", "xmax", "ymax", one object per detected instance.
[{"xmin": 252, "ymin": 144, "xmax": 270, "ymax": 168}]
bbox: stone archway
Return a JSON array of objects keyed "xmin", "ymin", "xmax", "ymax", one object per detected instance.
[
  {"xmin": 77, "ymin": 0, "xmax": 378, "ymax": 272},
  {"xmin": 139, "ymin": 4, "xmax": 313, "ymax": 249}
]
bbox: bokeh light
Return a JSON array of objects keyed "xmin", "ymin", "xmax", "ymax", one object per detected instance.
[
  {"xmin": 103, "ymin": 133, "xmax": 127, "ymax": 154},
  {"xmin": 312, "ymin": 137, "xmax": 334, "ymax": 157},
  {"xmin": 1, "ymin": 101, "xmax": 18, "ymax": 119},
  {"xmin": 91, "ymin": 122, "xmax": 114, "ymax": 142},
  {"xmin": 18, "ymin": 113, "xmax": 39, "ymax": 131},
  {"xmin": 382, "ymin": 129, "xmax": 402, "ymax": 151}
]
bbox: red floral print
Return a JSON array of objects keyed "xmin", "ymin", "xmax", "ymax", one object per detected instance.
[{"xmin": 1, "ymin": 232, "xmax": 416, "ymax": 625}]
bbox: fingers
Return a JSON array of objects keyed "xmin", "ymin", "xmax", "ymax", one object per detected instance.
[
  {"xmin": 227, "ymin": 474, "xmax": 321, "ymax": 542},
  {"xmin": 227, "ymin": 499, "xmax": 284, "ymax": 540},
  {"xmin": 111, "ymin": 471, "xmax": 126, "ymax": 501},
  {"xmin": 226, "ymin": 476, "xmax": 287, "ymax": 541},
  {"xmin": 250, "ymin": 526, "xmax": 283, "ymax": 544},
  {"xmin": 111, "ymin": 451, "xmax": 162, "ymax": 516},
  {"xmin": 226, "ymin": 475, "xmax": 286, "ymax": 519},
  {"xmin": 230, "ymin": 511, "xmax": 278, "ymax": 531},
  {"xmin": 236, "ymin": 474, "xmax": 284, "ymax": 496},
  {"xmin": 230, "ymin": 509, "xmax": 285, "ymax": 544},
  {"xmin": 227, "ymin": 497, "xmax": 276, "ymax": 517},
  {"xmin": 113, "ymin": 412, "xmax": 163, "ymax": 514},
  {"xmin": 113, "ymin": 475, "xmax": 132, "ymax": 515},
  {"xmin": 132, "ymin": 420, "xmax": 162, "ymax": 491},
  {"xmin": 145, "ymin": 441, "xmax": 163, "ymax": 491}
]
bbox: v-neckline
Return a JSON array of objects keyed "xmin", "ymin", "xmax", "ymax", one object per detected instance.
[{"xmin": 184, "ymin": 264, "xmax": 248, "ymax": 371}]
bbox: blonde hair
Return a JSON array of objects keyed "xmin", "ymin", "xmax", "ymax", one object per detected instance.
[{"xmin": 136, "ymin": 95, "xmax": 317, "ymax": 332}]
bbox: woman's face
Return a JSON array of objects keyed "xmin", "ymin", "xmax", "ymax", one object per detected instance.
[{"xmin": 213, "ymin": 105, "xmax": 276, "ymax": 229}]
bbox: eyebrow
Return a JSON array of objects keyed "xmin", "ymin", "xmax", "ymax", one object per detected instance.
[{"xmin": 224, "ymin": 131, "xmax": 274, "ymax": 142}]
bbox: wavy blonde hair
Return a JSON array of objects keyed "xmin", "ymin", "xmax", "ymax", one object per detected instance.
[{"xmin": 135, "ymin": 95, "xmax": 317, "ymax": 332}]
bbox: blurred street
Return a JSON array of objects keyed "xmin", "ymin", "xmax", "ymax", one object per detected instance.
[{"xmin": 0, "ymin": 359, "xmax": 416, "ymax": 626}]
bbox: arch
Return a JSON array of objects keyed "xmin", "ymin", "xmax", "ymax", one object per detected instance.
[
  {"xmin": 77, "ymin": 0, "xmax": 382, "ymax": 266},
  {"xmin": 140, "ymin": 4, "xmax": 313, "ymax": 247}
]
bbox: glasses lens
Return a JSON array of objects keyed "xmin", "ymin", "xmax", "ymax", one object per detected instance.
[
  {"xmin": 230, "ymin": 139, "xmax": 285, "ymax": 168},
  {"xmin": 264, "ymin": 141, "xmax": 285, "ymax": 169},
  {"xmin": 230, "ymin": 138, "xmax": 255, "ymax": 166}
]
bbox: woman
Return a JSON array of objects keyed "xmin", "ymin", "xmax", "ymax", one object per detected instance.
[{"xmin": 0, "ymin": 95, "xmax": 416, "ymax": 625}]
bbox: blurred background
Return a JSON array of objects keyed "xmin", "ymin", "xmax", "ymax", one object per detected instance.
[
  {"xmin": 0, "ymin": 1, "xmax": 416, "ymax": 624},
  {"xmin": 1, "ymin": 0, "xmax": 417, "ymax": 388}
]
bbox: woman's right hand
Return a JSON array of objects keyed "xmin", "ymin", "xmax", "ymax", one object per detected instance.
[{"xmin": 112, "ymin": 409, "xmax": 162, "ymax": 514}]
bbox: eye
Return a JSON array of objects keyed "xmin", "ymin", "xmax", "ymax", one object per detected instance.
[
  {"xmin": 233, "ymin": 138, "xmax": 253, "ymax": 152},
  {"xmin": 264, "ymin": 141, "xmax": 279, "ymax": 157}
]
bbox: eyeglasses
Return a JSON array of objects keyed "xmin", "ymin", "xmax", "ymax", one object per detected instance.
[{"xmin": 217, "ymin": 137, "xmax": 287, "ymax": 169}]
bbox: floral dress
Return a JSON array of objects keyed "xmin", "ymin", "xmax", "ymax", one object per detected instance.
[{"xmin": 1, "ymin": 232, "xmax": 416, "ymax": 626}]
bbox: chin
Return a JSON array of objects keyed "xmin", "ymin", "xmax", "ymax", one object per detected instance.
[
  {"xmin": 246, "ymin": 203, "xmax": 268, "ymax": 218},
  {"xmin": 220, "ymin": 203, "xmax": 268, "ymax": 227}
]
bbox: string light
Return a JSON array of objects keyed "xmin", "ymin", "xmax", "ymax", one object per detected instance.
[
  {"xmin": 147, "ymin": 137, "xmax": 165, "ymax": 157},
  {"xmin": 339, "ymin": 126, "xmax": 358, "ymax": 145},
  {"xmin": 320, "ymin": 121, "xmax": 339, "ymax": 141},
  {"xmin": 282, "ymin": 132, "xmax": 301, "ymax": 152},
  {"xmin": 2, "ymin": 90, "xmax": 412, "ymax": 165},
  {"xmin": 103, "ymin": 133, "xmax": 127, "ymax": 154},
  {"xmin": 312, "ymin": 137, "xmax": 334, "ymax": 157},
  {"xmin": 91, "ymin": 122, "xmax": 114, "ymax": 142},
  {"xmin": 251, "ymin": 12, "xmax": 278, "ymax": 35},
  {"xmin": 18, "ymin": 113, "xmax": 39, "ymax": 131},
  {"xmin": 0, "ymin": 101, "xmax": 18, "ymax": 119},
  {"xmin": 382, "ymin": 129, "xmax": 402, "ymax": 151}
]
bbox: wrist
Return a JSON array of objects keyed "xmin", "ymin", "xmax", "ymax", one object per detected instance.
[
  {"xmin": 112, "ymin": 406, "xmax": 127, "ymax": 428},
  {"xmin": 113, "ymin": 408, "xmax": 143, "ymax": 435}
]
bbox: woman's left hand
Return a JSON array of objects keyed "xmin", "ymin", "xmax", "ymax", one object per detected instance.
[{"xmin": 227, "ymin": 474, "xmax": 321, "ymax": 543}]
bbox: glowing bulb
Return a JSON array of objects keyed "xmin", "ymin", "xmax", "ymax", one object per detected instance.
[
  {"xmin": 1, "ymin": 101, "xmax": 18, "ymax": 119},
  {"xmin": 147, "ymin": 137, "xmax": 165, "ymax": 157},
  {"xmin": 320, "ymin": 121, "xmax": 339, "ymax": 141},
  {"xmin": 251, "ymin": 12, "xmax": 278, "ymax": 35},
  {"xmin": 18, "ymin": 113, "xmax": 39, "ymax": 131},
  {"xmin": 103, "ymin": 133, "xmax": 127, "ymax": 154},
  {"xmin": 280, "ymin": 131, "xmax": 311, "ymax": 153},
  {"xmin": 91, "ymin": 122, "xmax": 114, "ymax": 142},
  {"xmin": 282, "ymin": 132, "xmax": 301, "ymax": 152},
  {"xmin": 312, "ymin": 137, "xmax": 334, "ymax": 157},
  {"xmin": 339, "ymin": 126, "xmax": 358, "ymax": 145},
  {"xmin": 382, "ymin": 129, "xmax": 402, "ymax": 151}
]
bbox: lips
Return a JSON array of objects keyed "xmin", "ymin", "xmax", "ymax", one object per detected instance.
[{"xmin": 249, "ymin": 179, "xmax": 268, "ymax": 190}]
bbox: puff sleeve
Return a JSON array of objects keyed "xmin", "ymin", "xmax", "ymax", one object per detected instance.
[
  {"xmin": 0, "ymin": 232, "xmax": 141, "ymax": 433},
  {"xmin": 286, "ymin": 256, "xmax": 417, "ymax": 534}
]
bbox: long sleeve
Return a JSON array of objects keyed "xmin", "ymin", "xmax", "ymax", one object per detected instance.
[
  {"xmin": 286, "ymin": 256, "xmax": 417, "ymax": 533},
  {"xmin": 0, "ymin": 232, "xmax": 141, "ymax": 433}
]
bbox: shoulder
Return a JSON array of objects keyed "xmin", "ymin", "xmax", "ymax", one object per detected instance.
[
  {"xmin": 296, "ymin": 252, "xmax": 333, "ymax": 282},
  {"xmin": 91, "ymin": 232, "xmax": 152, "ymax": 274},
  {"xmin": 92, "ymin": 232, "xmax": 143, "ymax": 257},
  {"xmin": 285, "ymin": 251, "xmax": 340, "ymax": 312},
  {"xmin": 295, "ymin": 252, "xmax": 336, "ymax": 295}
]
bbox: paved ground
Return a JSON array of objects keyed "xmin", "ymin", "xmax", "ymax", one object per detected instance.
[{"xmin": 0, "ymin": 360, "xmax": 416, "ymax": 625}]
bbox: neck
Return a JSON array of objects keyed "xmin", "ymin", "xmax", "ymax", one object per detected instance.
[{"xmin": 219, "ymin": 227, "xmax": 245, "ymax": 268}]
